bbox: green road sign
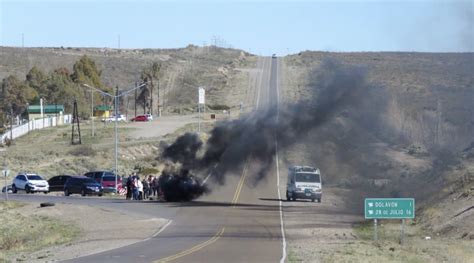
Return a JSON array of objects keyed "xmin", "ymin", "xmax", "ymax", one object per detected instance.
[{"xmin": 365, "ymin": 198, "xmax": 415, "ymax": 219}]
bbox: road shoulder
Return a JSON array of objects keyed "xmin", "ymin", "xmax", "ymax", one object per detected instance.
[{"xmin": 13, "ymin": 203, "xmax": 169, "ymax": 262}]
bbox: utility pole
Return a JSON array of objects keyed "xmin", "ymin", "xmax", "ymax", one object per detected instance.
[
  {"xmin": 21, "ymin": 33, "xmax": 24, "ymax": 48},
  {"xmin": 114, "ymin": 86, "xmax": 119, "ymax": 193},
  {"xmin": 71, "ymin": 100, "xmax": 82, "ymax": 145},
  {"xmin": 150, "ymin": 79, "xmax": 153, "ymax": 116},
  {"xmin": 10, "ymin": 107, "xmax": 13, "ymax": 141},
  {"xmin": 91, "ymin": 87, "xmax": 95, "ymax": 137},
  {"xmin": 26, "ymin": 103, "xmax": 30, "ymax": 132},
  {"xmin": 118, "ymin": 35, "xmax": 121, "ymax": 49},
  {"xmin": 157, "ymin": 79, "xmax": 161, "ymax": 117},
  {"xmin": 81, "ymin": 83, "xmax": 146, "ymax": 193},
  {"xmin": 134, "ymin": 82, "xmax": 137, "ymax": 117}
]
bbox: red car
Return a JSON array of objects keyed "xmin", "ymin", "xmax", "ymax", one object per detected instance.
[
  {"xmin": 131, "ymin": 115, "xmax": 148, "ymax": 122},
  {"xmin": 101, "ymin": 175, "xmax": 123, "ymax": 193}
]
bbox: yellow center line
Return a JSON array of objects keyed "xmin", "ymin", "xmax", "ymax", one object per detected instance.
[
  {"xmin": 231, "ymin": 160, "xmax": 249, "ymax": 207},
  {"xmin": 155, "ymin": 227, "xmax": 226, "ymax": 263},
  {"xmin": 153, "ymin": 160, "xmax": 249, "ymax": 262}
]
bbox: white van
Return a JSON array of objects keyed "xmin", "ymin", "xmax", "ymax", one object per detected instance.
[{"xmin": 286, "ymin": 166, "xmax": 322, "ymax": 202}]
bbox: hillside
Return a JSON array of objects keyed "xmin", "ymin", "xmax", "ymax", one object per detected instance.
[
  {"xmin": 1, "ymin": 48, "xmax": 472, "ymax": 242},
  {"xmin": 0, "ymin": 45, "xmax": 255, "ymax": 116},
  {"xmin": 280, "ymin": 51, "xmax": 473, "ymax": 240}
]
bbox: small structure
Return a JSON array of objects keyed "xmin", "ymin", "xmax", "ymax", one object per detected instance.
[
  {"xmin": 94, "ymin": 105, "xmax": 112, "ymax": 119},
  {"xmin": 28, "ymin": 104, "xmax": 64, "ymax": 120}
]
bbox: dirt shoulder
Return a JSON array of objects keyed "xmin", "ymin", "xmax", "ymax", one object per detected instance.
[
  {"xmin": 281, "ymin": 186, "xmax": 473, "ymax": 263},
  {"xmin": 10, "ymin": 202, "xmax": 169, "ymax": 262},
  {"xmin": 280, "ymin": 187, "xmax": 363, "ymax": 262}
]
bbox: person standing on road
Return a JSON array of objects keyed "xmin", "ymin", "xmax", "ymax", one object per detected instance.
[
  {"xmin": 126, "ymin": 175, "xmax": 133, "ymax": 200},
  {"xmin": 152, "ymin": 175, "xmax": 160, "ymax": 197},
  {"xmin": 137, "ymin": 176, "xmax": 143, "ymax": 200},
  {"xmin": 142, "ymin": 178, "xmax": 149, "ymax": 200},
  {"xmin": 147, "ymin": 175, "xmax": 154, "ymax": 197},
  {"xmin": 132, "ymin": 176, "xmax": 139, "ymax": 200}
]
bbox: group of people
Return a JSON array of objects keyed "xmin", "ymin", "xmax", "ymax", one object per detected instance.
[{"xmin": 125, "ymin": 173, "xmax": 161, "ymax": 200}]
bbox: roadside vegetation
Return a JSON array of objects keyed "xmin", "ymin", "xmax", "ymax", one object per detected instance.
[
  {"xmin": 0, "ymin": 201, "xmax": 80, "ymax": 262},
  {"xmin": 320, "ymin": 221, "xmax": 473, "ymax": 262},
  {"xmin": 0, "ymin": 46, "xmax": 254, "ymax": 132},
  {"xmin": 0, "ymin": 122, "xmax": 146, "ymax": 182}
]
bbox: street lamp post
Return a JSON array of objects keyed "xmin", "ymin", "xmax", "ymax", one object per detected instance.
[
  {"xmin": 82, "ymin": 83, "xmax": 147, "ymax": 193},
  {"xmin": 91, "ymin": 86, "xmax": 95, "ymax": 137},
  {"xmin": 114, "ymin": 86, "xmax": 119, "ymax": 192},
  {"xmin": 26, "ymin": 103, "xmax": 29, "ymax": 132}
]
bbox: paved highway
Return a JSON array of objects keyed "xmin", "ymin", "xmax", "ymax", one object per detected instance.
[{"xmin": 10, "ymin": 57, "xmax": 285, "ymax": 263}]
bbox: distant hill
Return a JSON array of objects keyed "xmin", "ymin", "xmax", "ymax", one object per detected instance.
[{"xmin": 0, "ymin": 45, "xmax": 255, "ymax": 116}]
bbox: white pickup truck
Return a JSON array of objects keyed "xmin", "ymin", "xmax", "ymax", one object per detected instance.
[{"xmin": 102, "ymin": 114, "xmax": 126, "ymax": 122}]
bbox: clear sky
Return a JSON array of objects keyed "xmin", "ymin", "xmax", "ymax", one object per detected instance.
[{"xmin": 1, "ymin": 0, "xmax": 473, "ymax": 55}]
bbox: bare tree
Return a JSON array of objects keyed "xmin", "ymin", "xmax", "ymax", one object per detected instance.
[{"xmin": 140, "ymin": 62, "xmax": 161, "ymax": 115}]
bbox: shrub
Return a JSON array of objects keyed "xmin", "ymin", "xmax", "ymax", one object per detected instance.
[
  {"xmin": 68, "ymin": 145, "xmax": 96, "ymax": 156},
  {"xmin": 139, "ymin": 167, "xmax": 160, "ymax": 175},
  {"xmin": 207, "ymin": 104, "xmax": 230, "ymax": 111}
]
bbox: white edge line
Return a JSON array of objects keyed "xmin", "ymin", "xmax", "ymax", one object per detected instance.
[
  {"xmin": 202, "ymin": 164, "xmax": 218, "ymax": 185},
  {"xmin": 143, "ymin": 220, "xmax": 173, "ymax": 242},
  {"xmin": 276, "ymin": 140, "xmax": 287, "ymax": 263},
  {"xmin": 256, "ymin": 57, "xmax": 264, "ymax": 109},
  {"xmin": 275, "ymin": 58, "xmax": 287, "ymax": 263},
  {"xmin": 202, "ymin": 173, "xmax": 212, "ymax": 185}
]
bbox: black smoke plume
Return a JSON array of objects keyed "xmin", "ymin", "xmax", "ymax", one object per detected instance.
[
  {"xmin": 160, "ymin": 59, "xmax": 370, "ymax": 199},
  {"xmin": 158, "ymin": 168, "xmax": 208, "ymax": 202},
  {"xmin": 162, "ymin": 133, "xmax": 202, "ymax": 170}
]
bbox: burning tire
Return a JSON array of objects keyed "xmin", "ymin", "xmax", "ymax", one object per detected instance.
[{"xmin": 159, "ymin": 172, "xmax": 207, "ymax": 202}]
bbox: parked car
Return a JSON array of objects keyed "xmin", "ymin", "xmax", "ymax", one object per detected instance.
[
  {"xmin": 84, "ymin": 171, "xmax": 122, "ymax": 193},
  {"xmin": 131, "ymin": 115, "xmax": 148, "ymax": 122},
  {"xmin": 64, "ymin": 176, "xmax": 103, "ymax": 196},
  {"xmin": 48, "ymin": 175, "xmax": 72, "ymax": 192},
  {"xmin": 101, "ymin": 175, "xmax": 123, "ymax": 193},
  {"xmin": 12, "ymin": 173, "xmax": 49, "ymax": 194},
  {"xmin": 102, "ymin": 114, "xmax": 126, "ymax": 122}
]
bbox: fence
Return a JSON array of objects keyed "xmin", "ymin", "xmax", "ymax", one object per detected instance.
[{"xmin": 0, "ymin": 115, "xmax": 72, "ymax": 144}]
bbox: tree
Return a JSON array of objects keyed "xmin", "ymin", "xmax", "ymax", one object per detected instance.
[
  {"xmin": 140, "ymin": 62, "xmax": 161, "ymax": 115},
  {"xmin": 46, "ymin": 68, "xmax": 90, "ymax": 117},
  {"xmin": 0, "ymin": 75, "xmax": 30, "ymax": 118},
  {"xmin": 71, "ymin": 55, "xmax": 105, "ymax": 90},
  {"xmin": 26, "ymin": 66, "xmax": 47, "ymax": 97},
  {"xmin": 137, "ymin": 85, "xmax": 150, "ymax": 114}
]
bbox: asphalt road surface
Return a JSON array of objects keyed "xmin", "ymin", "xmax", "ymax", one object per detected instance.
[{"xmin": 10, "ymin": 57, "xmax": 286, "ymax": 263}]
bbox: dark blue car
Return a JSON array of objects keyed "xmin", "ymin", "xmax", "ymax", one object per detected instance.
[{"xmin": 64, "ymin": 176, "xmax": 103, "ymax": 197}]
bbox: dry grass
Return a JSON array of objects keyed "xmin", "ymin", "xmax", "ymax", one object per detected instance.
[
  {"xmin": 321, "ymin": 221, "xmax": 474, "ymax": 263},
  {"xmin": 0, "ymin": 201, "xmax": 80, "ymax": 262},
  {"xmin": 1, "ymin": 122, "xmax": 147, "ymax": 182}
]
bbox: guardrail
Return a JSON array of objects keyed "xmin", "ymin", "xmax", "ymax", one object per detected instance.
[{"xmin": 0, "ymin": 114, "xmax": 72, "ymax": 144}]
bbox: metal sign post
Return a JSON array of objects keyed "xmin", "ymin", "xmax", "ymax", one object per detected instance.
[
  {"xmin": 3, "ymin": 168, "xmax": 10, "ymax": 201},
  {"xmin": 198, "ymin": 87, "xmax": 205, "ymax": 133},
  {"xmin": 365, "ymin": 198, "xmax": 415, "ymax": 243},
  {"xmin": 400, "ymin": 219, "xmax": 405, "ymax": 245},
  {"xmin": 374, "ymin": 218, "xmax": 378, "ymax": 241}
]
